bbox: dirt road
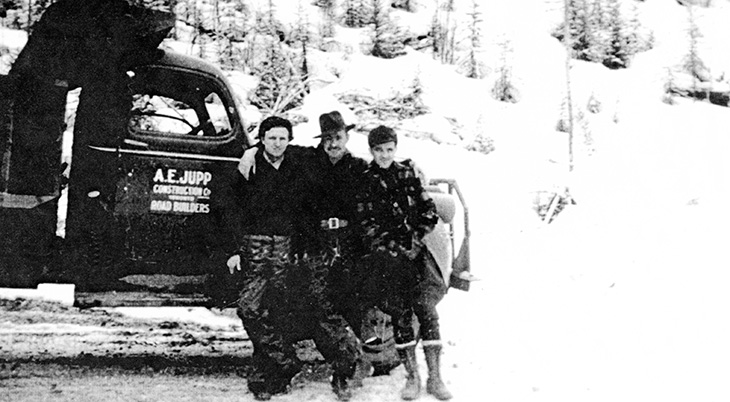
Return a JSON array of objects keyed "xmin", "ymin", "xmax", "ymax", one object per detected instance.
[{"xmin": 0, "ymin": 298, "xmax": 408, "ymax": 402}]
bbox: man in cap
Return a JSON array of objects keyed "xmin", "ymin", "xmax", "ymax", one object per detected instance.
[{"xmin": 352, "ymin": 125, "xmax": 452, "ymax": 400}]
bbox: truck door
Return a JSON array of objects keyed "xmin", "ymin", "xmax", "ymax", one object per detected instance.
[{"xmin": 76, "ymin": 56, "xmax": 246, "ymax": 296}]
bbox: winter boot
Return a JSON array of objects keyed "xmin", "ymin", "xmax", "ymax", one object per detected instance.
[
  {"xmin": 423, "ymin": 344, "xmax": 452, "ymax": 400},
  {"xmin": 248, "ymin": 382, "xmax": 272, "ymax": 401},
  {"xmin": 252, "ymin": 391, "xmax": 272, "ymax": 401},
  {"xmin": 331, "ymin": 373, "xmax": 352, "ymax": 401},
  {"xmin": 351, "ymin": 357, "xmax": 373, "ymax": 388},
  {"xmin": 397, "ymin": 345, "xmax": 421, "ymax": 400}
]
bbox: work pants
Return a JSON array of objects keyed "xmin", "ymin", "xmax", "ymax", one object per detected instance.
[
  {"xmin": 316, "ymin": 227, "xmax": 361, "ymax": 329},
  {"xmin": 235, "ymin": 235, "xmax": 299, "ymax": 395},
  {"xmin": 354, "ymin": 250, "xmax": 444, "ymax": 345},
  {"xmin": 236, "ymin": 235, "xmax": 360, "ymax": 394},
  {"xmin": 285, "ymin": 251, "xmax": 361, "ymax": 378}
]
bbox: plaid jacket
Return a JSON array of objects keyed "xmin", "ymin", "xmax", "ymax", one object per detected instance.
[{"xmin": 354, "ymin": 160, "xmax": 438, "ymax": 259}]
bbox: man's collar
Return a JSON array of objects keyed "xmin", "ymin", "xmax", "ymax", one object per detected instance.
[
  {"xmin": 330, "ymin": 151, "xmax": 351, "ymax": 165},
  {"xmin": 262, "ymin": 150, "xmax": 285, "ymax": 169},
  {"xmin": 370, "ymin": 160, "xmax": 397, "ymax": 171}
]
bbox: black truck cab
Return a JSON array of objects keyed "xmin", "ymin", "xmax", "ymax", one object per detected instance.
[{"xmin": 1, "ymin": 45, "xmax": 251, "ymax": 305}]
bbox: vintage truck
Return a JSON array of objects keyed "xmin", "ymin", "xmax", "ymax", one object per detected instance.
[{"xmin": 0, "ymin": 0, "xmax": 471, "ymax": 373}]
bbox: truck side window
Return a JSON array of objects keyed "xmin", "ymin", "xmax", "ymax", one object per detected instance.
[
  {"xmin": 127, "ymin": 66, "xmax": 235, "ymax": 139},
  {"xmin": 129, "ymin": 94, "xmax": 200, "ymax": 136},
  {"xmin": 204, "ymin": 92, "xmax": 232, "ymax": 137}
]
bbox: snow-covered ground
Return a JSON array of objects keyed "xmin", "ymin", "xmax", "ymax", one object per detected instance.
[
  {"xmin": 4, "ymin": 0, "xmax": 730, "ymax": 400},
  {"xmin": 290, "ymin": 1, "xmax": 730, "ymax": 400}
]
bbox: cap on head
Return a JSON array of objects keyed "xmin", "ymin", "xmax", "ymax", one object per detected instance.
[
  {"xmin": 316, "ymin": 111, "xmax": 355, "ymax": 138},
  {"xmin": 258, "ymin": 116, "xmax": 293, "ymax": 140},
  {"xmin": 368, "ymin": 125, "xmax": 397, "ymax": 148}
]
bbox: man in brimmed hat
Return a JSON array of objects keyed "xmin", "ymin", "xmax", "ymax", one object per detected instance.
[
  {"xmin": 315, "ymin": 110, "xmax": 357, "ymax": 164},
  {"xmin": 304, "ymin": 110, "xmax": 369, "ymax": 332}
]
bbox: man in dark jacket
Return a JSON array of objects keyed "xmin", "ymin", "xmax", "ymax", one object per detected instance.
[
  {"xmin": 301, "ymin": 112, "xmax": 369, "ymax": 321},
  {"xmin": 227, "ymin": 116, "xmax": 360, "ymax": 401},
  {"xmin": 353, "ymin": 125, "xmax": 452, "ymax": 401}
]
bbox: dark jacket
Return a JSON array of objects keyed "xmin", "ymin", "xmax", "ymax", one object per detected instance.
[
  {"xmin": 354, "ymin": 160, "xmax": 438, "ymax": 259},
  {"xmin": 230, "ymin": 148, "xmax": 310, "ymax": 252},
  {"xmin": 300, "ymin": 145, "xmax": 368, "ymax": 223},
  {"xmin": 273, "ymin": 145, "xmax": 366, "ymax": 255}
]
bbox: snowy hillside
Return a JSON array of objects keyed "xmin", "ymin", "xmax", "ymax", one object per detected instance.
[{"xmin": 3, "ymin": 0, "xmax": 730, "ymax": 400}]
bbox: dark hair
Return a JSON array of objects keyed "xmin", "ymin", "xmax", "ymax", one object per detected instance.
[
  {"xmin": 257, "ymin": 116, "xmax": 293, "ymax": 140},
  {"xmin": 368, "ymin": 125, "xmax": 398, "ymax": 148}
]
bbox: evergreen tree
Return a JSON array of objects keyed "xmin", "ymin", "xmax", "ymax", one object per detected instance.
[
  {"xmin": 431, "ymin": 0, "xmax": 456, "ymax": 65},
  {"xmin": 212, "ymin": 0, "xmax": 221, "ymax": 64},
  {"xmin": 317, "ymin": 0, "xmax": 336, "ymax": 39},
  {"xmin": 602, "ymin": 0, "xmax": 628, "ymax": 69},
  {"xmin": 459, "ymin": 0, "xmax": 485, "ymax": 78},
  {"xmin": 191, "ymin": 2, "xmax": 205, "ymax": 59},
  {"xmin": 430, "ymin": 0, "xmax": 455, "ymax": 64},
  {"xmin": 683, "ymin": 4, "xmax": 708, "ymax": 90},
  {"xmin": 466, "ymin": 114, "xmax": 495, "ymax": 155},
  {"xmin": 392, "ymin": 0, "xmax": 414, "ymax": 12},
  {"xmin": 265, "ymin": 0, "xmax": 277, "ymax": 36},
  {"xmin": 371, "ymin": 0, "xmax": 405, "ymax": 59},
  {"xmin": 564, "ymin": 0, "xmax": 593, "ymax": 62},
  {"xmin": 400, "ymin": 73, "xmax": 427, "ymax": 117},
  {"xmin": 600, "ymin": 0, "xmax": 647, "ymax": 69},
  {"xmin": 662, "ymin": 67, "xmax": 677, "ymax": 105},
  {"xmin": 291, "ymin": 0, "xmax": 313, "ymax": 94},
  {"xmin": 344, "ymin": 0, "xmax": 370, "ymax": 28},
  {"xmin": 169, "ymin": 0, "xmax": 178, "ymax": 39},
  {"xmin": 590, "ymin": 0, "xmax": 610, "ymax": 61},
  {"xmin": 218, "ymin": 0, "xmax": 249, "ymax": 69},
  {"xmin": 0, "ymin": 0, "xmax": 16, "ymax": 19},
  {"xmin": 492, "ymin": 39, "xmax": 519, "ymax": 103},
  {"xmin": 249, "ymin": 0, "xmax": 305, "ymax": 114},
  {"xmin": 556, "ymin": 0, "xmax": 651, "ymax": 69},
  {"xmin": 4, "ymin": 0, "xmax": 52, "ymax": 31}
]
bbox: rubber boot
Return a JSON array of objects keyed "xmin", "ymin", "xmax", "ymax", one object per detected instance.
[
  {"xmin": 397, "ymin": 345, "xmax": 421, "ymax": 400},
  {"xmin": 331, "ymin": 373, "xmax": 352, "ymax": 401},
  {"xmin": 423, "ymin": 344, "xmax": 452, "ymax": 400},
  {"xmin": 351, "ymin": 357, "xmax": 373, "ymax": 388}
]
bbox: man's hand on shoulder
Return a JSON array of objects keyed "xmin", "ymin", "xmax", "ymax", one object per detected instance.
[{"xmin": 238, "ymin": 147, "xmax": 258, "ymax": 179}]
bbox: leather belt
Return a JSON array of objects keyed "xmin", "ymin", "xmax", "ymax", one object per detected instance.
[{"xmin": 320, "ymin": 217, "xmax": 348, "ymax": 230}]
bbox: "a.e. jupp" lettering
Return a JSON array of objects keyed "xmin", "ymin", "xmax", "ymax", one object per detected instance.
[{"xmin": 153, "ymin": 168, "xmax": 212, "ymax": 186}]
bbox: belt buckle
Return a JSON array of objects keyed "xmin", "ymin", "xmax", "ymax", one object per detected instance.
[{"xmin": 327, "ymin": 217, "xmax": 340, "ymax": 230}]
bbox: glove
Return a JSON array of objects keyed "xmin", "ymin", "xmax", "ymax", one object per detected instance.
[{"xmin": 227, "ymin": 254, "xmax": 242, "ymax": 274}]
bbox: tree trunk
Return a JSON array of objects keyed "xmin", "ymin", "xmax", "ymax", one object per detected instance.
[{"xmin": 563, "ymin": 0, "xmax": 574, "ymax": 172}]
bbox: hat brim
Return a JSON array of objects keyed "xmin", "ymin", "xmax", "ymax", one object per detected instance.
[{"xmin": 315, "ymin": 123, "xmax": 356, "ymax": 138}]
